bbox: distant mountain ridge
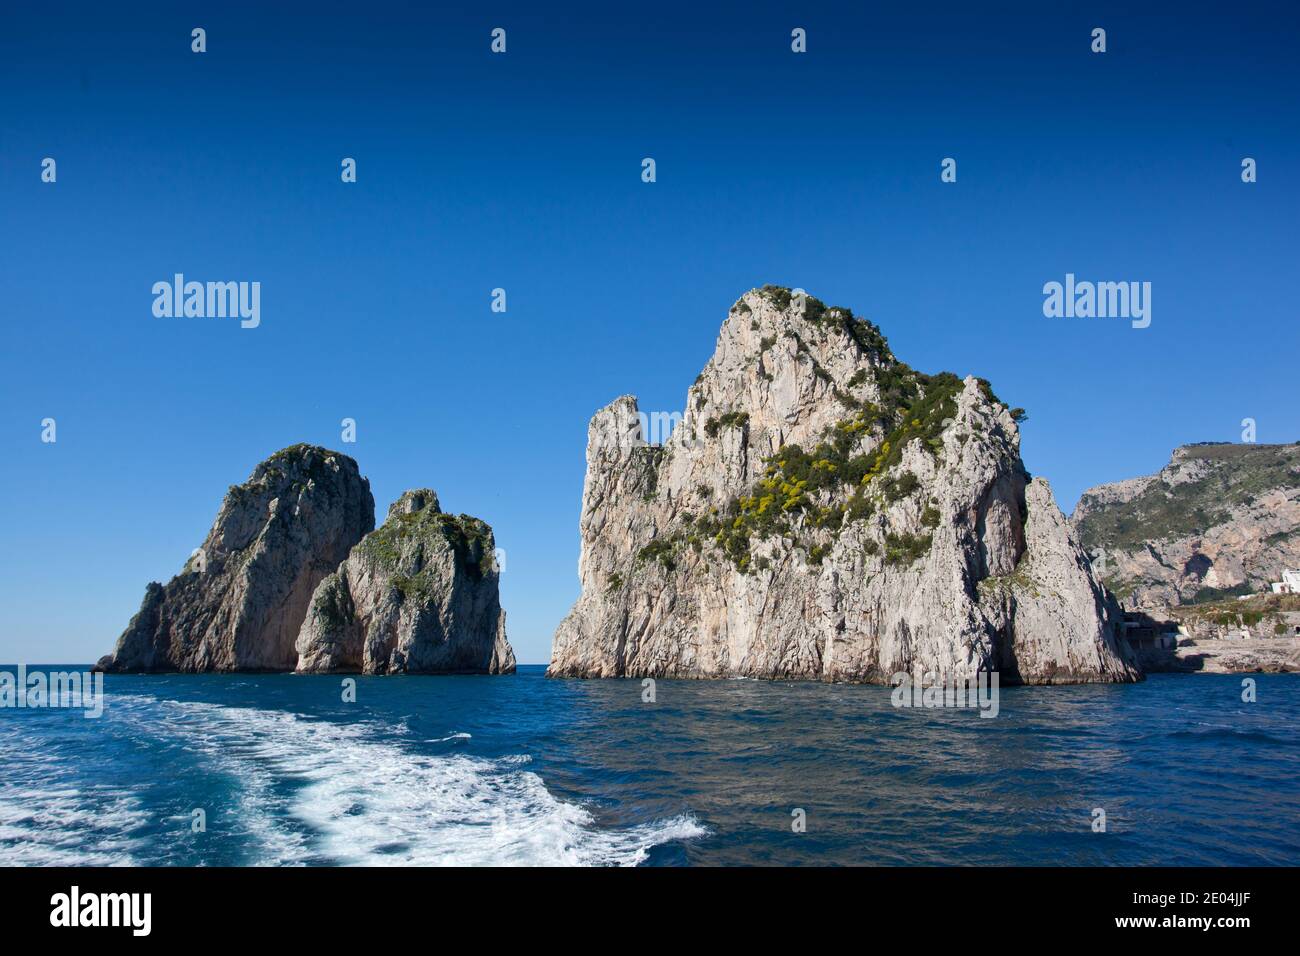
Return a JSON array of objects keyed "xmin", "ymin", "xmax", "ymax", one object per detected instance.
[{"xmin": 1072, "ymin": 442, "xmax": 1300, "ymax": 607}]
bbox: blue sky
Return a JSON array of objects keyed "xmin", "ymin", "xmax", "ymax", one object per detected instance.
[{"xmin": 2, "ymin": 2, "xmax": 1297, "ymax": 664}]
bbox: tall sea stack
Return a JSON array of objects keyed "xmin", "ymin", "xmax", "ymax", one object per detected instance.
[
  {"xmin": 98, "ymin": 444, "xmax": 375, "ymax": 673},
  {"xmin": 549, "ymin": 287, "xmax": 1139, "ymax": 684},
  {"xmin": 295, "ymin": 489, "xmax": 516, "ymax": 674}
]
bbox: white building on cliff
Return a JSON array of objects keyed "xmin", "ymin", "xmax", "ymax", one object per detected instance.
[{"xmin": 1270, "ymin": 569, "xmax": 1300, "ymax": 594}]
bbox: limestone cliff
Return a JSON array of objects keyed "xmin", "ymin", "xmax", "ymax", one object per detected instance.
[
  {"xmin": 1072, "ymin": 442, "xmax": 1300, "ymax": 607},
  {"xmin": 548, "ymin": 286, "xmax": 1138, "ymax": 684},
  {"xmin": 295, "ymin": 489, "xmax": 515, "ymax": 674},
  {"xmin": 98, "ymin": 444, "xmax": 375, "ymax": 673}
]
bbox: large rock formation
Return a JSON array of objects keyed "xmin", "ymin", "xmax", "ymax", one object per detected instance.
[
  {"xmin": 295, "ymin": 489, "xmax": 515, "ymax": 674},
  {"xmin": 1073, "ymin": 442, "xmax": 1300, "ymax": 607},
  {"xmin": 548, "ymin": 286, "xmax": 1138, "ymax": 684},
  {"xmin": 99, "ymin": 444, "xmax": 375, "ymax": 672}
]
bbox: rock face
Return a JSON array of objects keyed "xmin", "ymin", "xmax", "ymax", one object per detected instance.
[
  {"xmin": 295, "ymin": 489, "xmax": 515, "ymax": 674},
  {"xmin": 1073, "ymin": 442, "xmax": 1300, "ymax": 607},
  {"xmin": 548, "ymin": 286, "xmax": 1138, "ymax": 684},
  {"xmin": 99, "ymin": 445, "xmax": 375, "ymax": 673}
]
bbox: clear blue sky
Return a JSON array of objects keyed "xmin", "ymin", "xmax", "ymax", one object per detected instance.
[{"xmin": 2, "ymin": 2, "xmax": 1297, "ymax": 664}]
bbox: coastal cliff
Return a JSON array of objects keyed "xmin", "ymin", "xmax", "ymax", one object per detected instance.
[
  {"xmin": 1073, "ymin": 442, "xmax": 1300, "ymax": 607},
  {"xmin": 548, "ymin": 286, "xmax": 1138, "ymax": 684},
  {"xmin": 98, "ymin": 444, "xmax": 375, "ymax": 673}
]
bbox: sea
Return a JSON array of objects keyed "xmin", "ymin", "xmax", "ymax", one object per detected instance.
[{"xmin": 1, "ymin": 666, "xmax": 1297, "ymax": 866}]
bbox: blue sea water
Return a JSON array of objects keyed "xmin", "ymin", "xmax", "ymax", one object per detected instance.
[{"xmin": 1, "ymin": 667, "xmax": 1297, "ymax": 866}]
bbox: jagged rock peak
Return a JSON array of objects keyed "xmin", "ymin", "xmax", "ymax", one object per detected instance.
[
  {"xmin": 295, "ymin": 489, "xmax": 515, "ymax": 675},
  {"xmin": 549, "ymin": 286, "xmax": 1137, "ymax": 685},
  {"xmin": 388, "ymin": 488, "xmax": 440, "ymax": 519},
  {"xmin": 98, "ymin": 444, "xmax": 375, "ymax": 673}
]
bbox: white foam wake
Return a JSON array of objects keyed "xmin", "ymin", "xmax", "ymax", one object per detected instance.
[
  {"xmin": 0, "ymin": 722, "xmax": 149, "ymax": 866},
  {"xmin": 157, "ymin": 699, "xmax": 705, "ymax": 866}
]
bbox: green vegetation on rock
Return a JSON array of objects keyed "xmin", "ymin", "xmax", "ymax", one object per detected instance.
[
  {"xmin": 884, "ymin": 532, "xmax": 933, "ymax": 567},
  {"xmin": 629, "ymin": 288, "xmax": 1021, "ymax": 576},
  {"xmin": 649, "ymin": 379, "xmax": 974, "ymax": 573},
  {"xmin": 636, "ymin": 534, "xmax": 682, "ymax": 571},
  {"xmin": 357, "ymin": 501, "xmax": 495, "ymax": 596},
  {"xmin": 977, "ymin": 558, "xmax": 1041, "ymax": 600},
  {"xmin": 704, "ymin": 411, "xmax": 750, "ymax": 438}
]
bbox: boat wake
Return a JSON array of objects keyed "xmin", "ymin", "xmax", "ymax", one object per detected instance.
[{"xmin": 1, "ymin": 695, "xmax": 705, "ymax": 866}]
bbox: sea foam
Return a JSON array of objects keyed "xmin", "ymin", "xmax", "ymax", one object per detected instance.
[{"xmin": 155, "ymin": 698, "xmax": 705, "ymax": 866}]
